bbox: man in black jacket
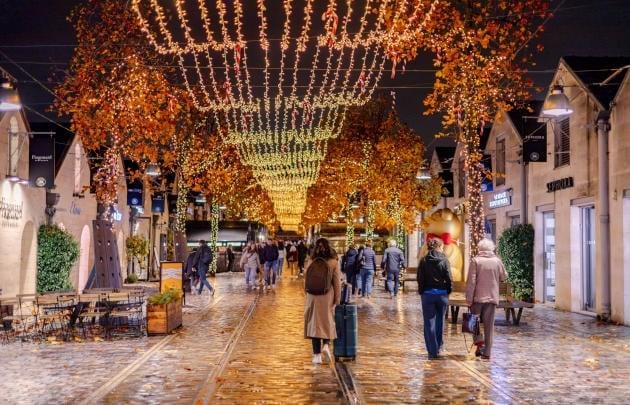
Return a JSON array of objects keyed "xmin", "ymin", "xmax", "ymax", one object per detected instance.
[
  {"xmin": 262, "ymin": 239, "xmax": 279, "ymax": 289},
  {"xmin": 341, "ymin": 245, "xmax": 359, "ymax": 295},
  {"xmin": 417, "ymin": 238, "xmax": 452, "ymax": 359},
  {"xmin": 194, "ymin": 240, "xmax": 215, "ymax": 295},
  {"xmin": 297, "ymin": 240, "xmax": 308, "ymax": 276}
]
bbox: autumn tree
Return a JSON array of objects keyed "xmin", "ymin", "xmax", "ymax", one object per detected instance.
[
  {"xmin": 55, "ymin": 0, "xmax": 179, "ymax": 211},
  {"xmin": 386, "ymin": 0, "xmax": 551, "ymax": 255}
]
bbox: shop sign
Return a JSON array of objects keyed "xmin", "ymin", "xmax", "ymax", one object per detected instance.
[
  {"xmin": 547, "ymin": 177, "xmax": 574, "ymax": 192},
  {"xmin": 29, "ymin": 133, "xmax": 55, "ymax": 188},
  {"xmin": 0, "ymin": 197, "xmax": 23, "ymax": 220},
  {"xmin": 489, "ymin": 189, "xmax": 512, "ymax": 209},
  {"xmin": 152, "ymin": 194, "xmax": 165, "ymax": 213},
  {"xmin": 127, "ymin": 180, "xmax": 143, "ymax": 207},
  {"xmin": 523, "ymin": 130, "xmax": 547, "ymax": 162}
]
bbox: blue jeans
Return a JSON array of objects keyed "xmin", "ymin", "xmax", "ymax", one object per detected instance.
[
  {"xmin": 198, "ymin": 272, "xmax": 214, "ymax": 294},
  {"xmin": 244, "ymin": 266, "xmax": 257, "ymax": 287},
  {"xmin": 264, "ymin": 260, "xmax": 277, "ymax": 286},
  {"xmin": 386, "ymin": 272, "xmax": 400, "ymax": 295},
  {"xmin": 421, "ymin": 293, "xmax": 448, "ymax": 357},
  {"xmin": 277, "ymin": 257, "xmax": 284, "ymax": 275},
  {"xmin": 358, "ymin": 268, "xmax": 374, "ymax": 296}
]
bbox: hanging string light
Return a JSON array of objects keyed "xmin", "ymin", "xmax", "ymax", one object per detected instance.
[{"xmin": 132, "ymin": 0, "xmax": 439, "ymax": 229}]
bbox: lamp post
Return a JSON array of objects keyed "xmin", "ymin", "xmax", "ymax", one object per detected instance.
[
  {"xmin": 596, "ymin": 111, "xmax": 611, "ymax": 321},
  {"xmin": 0, "ymin": 70, "xmax": 21, "ymax": 112}
]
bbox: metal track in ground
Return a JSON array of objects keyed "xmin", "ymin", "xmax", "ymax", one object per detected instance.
[
  {"xmin": 332, "ymin": 360, "xmax": 364, "ymax": 405},
  {"xmin": 80, "ymin": 294, "xmax": 228, "ymax": 405},
  {"xmin": 193, "ymin": 292, "xmax": 261, "ymax": 404}
]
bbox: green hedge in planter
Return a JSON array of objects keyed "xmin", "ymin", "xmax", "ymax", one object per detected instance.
[
  {"xmin": 497, "ymin": 224, "xmax": 534, "ymax": 301},
  {"xmin": 37, "ymin": 225, "xmax": 80, "ymax": 293}
]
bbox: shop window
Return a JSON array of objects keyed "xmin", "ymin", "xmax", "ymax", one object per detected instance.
[
  {"xmin": 458, "ymin": 157, "xmax": 466, "ymax": 198},
  {"xmin": 496, "ymin": 138, "xmax": 506, "ymax": 186},
  {"xmin": 554, "ymin": 117, "xmax": 570, "ymax": 168},
  {"xmin": 510, "ymin": 215, "xmax": 520, "ymax": 227}
]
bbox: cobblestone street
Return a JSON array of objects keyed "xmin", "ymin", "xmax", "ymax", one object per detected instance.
[{"xmin": 2, "ymin": 273, "xmax": 630, "ymax": 404}]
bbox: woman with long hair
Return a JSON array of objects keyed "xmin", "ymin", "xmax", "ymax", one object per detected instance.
[{"xmin": 303, "ymin": 238, "xmax": 341, "ymax": 364}]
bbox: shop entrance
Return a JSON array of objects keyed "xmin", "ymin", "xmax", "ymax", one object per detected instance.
[
  {"xmin": 581, "ymin": 206, "xmax": 596, "ymax": 312},
  {"xmin": 543, "ymin": 211, "xmax": 556, "ymax": 303}
]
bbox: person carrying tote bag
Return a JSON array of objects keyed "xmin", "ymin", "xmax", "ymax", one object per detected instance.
[{"xmin": 465, "ymin": 238, "xmax": 508, "ymax": 360}]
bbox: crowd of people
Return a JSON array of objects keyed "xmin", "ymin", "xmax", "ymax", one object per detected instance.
[
  {"xmin": 303, "ymin": 236, "xmax": 506, "ymax": 364},
  {"xmin": 183, "ymin": 235, "xmax": 507, "ymax": 364}
]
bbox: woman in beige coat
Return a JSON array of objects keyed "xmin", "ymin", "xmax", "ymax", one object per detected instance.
[
  {"xmin": 465, "ymin": 238, "xmax": 508, "ymax": 360},
  {"xmin": 304, "ymin": 238, "xmax": 341, "ymax": 364}
]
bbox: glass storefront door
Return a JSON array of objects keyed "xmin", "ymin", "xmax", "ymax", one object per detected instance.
[
  {"xmin": 543, "ymin": 211, "xmax": 556, "ymax": 302},
  {"xmin": 581, "ymin": 206, "xmax": 596, "ymax": 312}
]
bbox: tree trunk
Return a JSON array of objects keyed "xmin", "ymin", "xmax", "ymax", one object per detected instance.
[
  {"xmin": 210, "ymin": 200, "xmax": 219, "ymax": 275},
  {"xmin": 463, "ymin": 120, "xmax": 485, "ymax": 258}
]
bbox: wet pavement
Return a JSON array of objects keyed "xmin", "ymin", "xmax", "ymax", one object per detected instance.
[{"xmin": 1, "ymin": 273, "xmax": 630, "ymax": 404}]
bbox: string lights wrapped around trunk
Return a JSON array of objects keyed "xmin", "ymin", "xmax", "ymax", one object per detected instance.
[{"xmin": 132, "ymin": 0, "xmax": 439, "ymax": 231}]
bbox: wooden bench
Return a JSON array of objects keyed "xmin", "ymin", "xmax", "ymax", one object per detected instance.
[
  {"xmin": 401, "ymin": 268, "xmax": 416, "ymax": 291},
  {"xmin": 447, "ymin": 282, "xmax": 534, "ymax": 326}
]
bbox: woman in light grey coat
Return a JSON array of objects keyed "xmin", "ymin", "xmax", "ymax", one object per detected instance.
[
  {"xmin": 240, "ymin": 243, "xmax": 261, "ymax": 289},
  {"xmin": 465, "ymin": 238, "xmax": 508, "ymax": 359}
]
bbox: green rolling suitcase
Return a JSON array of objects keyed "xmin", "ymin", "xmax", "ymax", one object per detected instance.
[{"xmin": 334, "ymin": 304, "xmax": 357, "ymax": 360}]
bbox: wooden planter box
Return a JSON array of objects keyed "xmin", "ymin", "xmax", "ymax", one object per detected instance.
[{"xmin": 147, "ymin": 299, "xmax": 182, "ymax": 335}]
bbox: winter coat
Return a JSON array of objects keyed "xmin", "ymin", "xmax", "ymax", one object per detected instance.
[
  {"xmin": 341, "ymin": 248, "xmax": 359, "ymax": 275},
  {"xmin": 240, "ymin": 249, "xmax": 261, "ymax": 269},
  {"xmin": 382, "ymin": 246, "xmax": 406, "ymax": 274},
  {"xmin": 287, "ymin": 245, "xmax": 298, "ymax": 262},
  {"xmin": 194, "ymin": 245, "xmax": 213, "ymax": 275},
  {"xmin": 417, "ymin": 250, "xmax": 452, "ymax": 294},
  {"xmin": 262, "ymin": 244, "xmax": 279, "ymax": 263},
  {"xmin": 304, "ymin": 257, "xmax": 341, "ymax": 340},
  {"xmin": 358, "ymin": 247, "xmax": 377, "ymax": 272},
  {"xmin": 184, "ymin": 253, "xmax": 197, "ymax": 279},
  {"xmin": 297, "ymin": 243, "xmax": 308, "ymax": 264},
  {"xmin": 466, "ymin": 251, "xmax": 508, "ymax": 305}
]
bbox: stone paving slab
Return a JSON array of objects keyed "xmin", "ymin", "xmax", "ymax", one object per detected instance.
[
  {"xmin": 0, "ymin": 274, "xmax": 250, "ymax": 405},
  {"xmin": 347, "ymin": 284, "xmax": 630, "ymax": 404},
  {"xmin": 210, "ymin": 279, "xmax": 344, "ymax": 404}
]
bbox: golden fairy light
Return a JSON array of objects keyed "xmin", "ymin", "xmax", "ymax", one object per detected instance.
[{"xmin": 132, "ymin": 0, "xmax": 439, "ymax": 229}]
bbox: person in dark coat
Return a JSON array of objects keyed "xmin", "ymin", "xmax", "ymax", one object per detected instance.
[
  {"xmin": 297, "ymin": 240, "xmax": 308, "ymax": 275},
  {"xmin": 262, "ymin": 239, "xmax": 280, "ymax": 289},
  {"xmin": 184, "ymin": 248, "xmax": 198, "ymax": 294},
  {"xmin": 382, "ymin": 239, "xmax": 406, "ymax": 298},
  {"xmin": 193, "ymin": 240, "xmax": 215, "ymax": 295},
  {"xmin": 417, "ymin": 238, "xmax": 452, "ymax": 359},
  {"xmin": 226, "ymin": 245, "xmax": 235, "ymax": 272},
  {"xmin": 341, "ymin": 245, "xmax": 359, "ymax": 295}
]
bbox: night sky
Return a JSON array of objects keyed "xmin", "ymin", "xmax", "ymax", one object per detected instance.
[{"xmin": 2, "ymin": 0, "xmax": 630, "ymax": 154}]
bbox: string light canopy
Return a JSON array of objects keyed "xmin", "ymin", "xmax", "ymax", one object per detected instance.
[{"xmin": 133, "ymin": 0, "xmax": 439, "ymax": 230}]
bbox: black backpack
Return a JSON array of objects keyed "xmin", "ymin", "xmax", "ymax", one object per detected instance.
[{"xmin": 305, "ymin": 257, "xmax": 333, "ymax": 295}]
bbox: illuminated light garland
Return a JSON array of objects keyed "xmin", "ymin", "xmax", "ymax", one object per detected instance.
[
  {"xmin": 132, "ymin": 0, "xmax": 439, "ymax": 229},
  {"xmin": 210, "ymin": 200, "xmax": 219, "ymax": 275}
]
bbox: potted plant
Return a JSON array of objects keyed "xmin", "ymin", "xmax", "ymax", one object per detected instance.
[{"xmin": 146, "ymin": 288, "xmax": 183, "ymax": 335}]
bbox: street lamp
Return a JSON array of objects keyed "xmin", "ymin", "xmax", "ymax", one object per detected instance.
[
  {"xmin": 0, "ymin": 78, "xmax": 21, "ymax": 112},
  {"xmin": 145, "ymin": 162, "xmax": 161, "ymax": 177},
  {"xmin": 416, "ymin": 167, "xmax": 431, "ymax": 180},
  {"xmin": 542, "ymin": 85, "xmax": 573, "ymax": 117}
]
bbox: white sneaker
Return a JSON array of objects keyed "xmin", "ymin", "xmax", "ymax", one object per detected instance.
[
  {"xmin": 322, "ymin": 344, "xmax": 332, "ymax": 363},
  {"xmin": 312, "ymin": 354, "xmax": 322, "ymax": 364}
]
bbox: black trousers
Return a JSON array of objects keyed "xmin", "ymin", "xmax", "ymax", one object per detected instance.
[{"xmin": 311, "ymin": 338, "xmax": 330, "ymax": 354}]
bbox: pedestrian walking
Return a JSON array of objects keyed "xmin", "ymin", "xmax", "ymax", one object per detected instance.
[
  {"xmin": 240, "ymin": 243, "xmax": 261, "ymax": 289},
  {"xmin": 418, "ymin": 238, "xmax": 452, "ymax": 359},
  {"xmin": 277, "ymin": 240, "xmax": 285, "ymax": 277},
  {"xmin": 466, "ymin": 238, "xmax": 507, "ymax": 360},
  {"xmin": 286, "ymin": 242, "xmax": 299, "ymax": 278},
  {"xmin": 184, "ymin": 248, "xmax": 198, "ymax": 294},
  {"xmin": 341, "ymin": 244, "xmax": 359, "ymax": 296},
  {"xmin": 226, "ymin": 245, "xmax": 235, "ymax": 272},
  {"xmin": 262, "ymin": 239, "xmax": 280, "ymax": 289},
  {"xmin": 382, "ymin": 240, "xmax": 406, "ymax": 298},
  {"xmin": 194, "ymin": 240, "xmax": 215, "ymax": 296},
  {"xmin": 304, "ymin": 238, "xmax": 341, "ymax": 364},
  {"xmin": 297, "ymin": 240, "xmax": 308, "ymax": 276},
  {"xmin": 357, "ymin": 242, "xmax": 377, "ymax": 299}
]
